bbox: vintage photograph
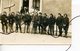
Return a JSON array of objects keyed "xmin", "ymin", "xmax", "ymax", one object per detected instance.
[{"xmin": 0, "ymin": 0, "xmax": 71, "ymax": 44}]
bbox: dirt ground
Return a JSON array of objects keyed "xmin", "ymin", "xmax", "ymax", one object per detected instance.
[{"xmin": 0, "ymin": 23, "xmax": 71, "ymax": 44}]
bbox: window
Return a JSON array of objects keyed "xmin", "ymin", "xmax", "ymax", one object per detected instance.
[{"xmin": 33, "ymin": 0, "xmax": 40, "ymax": 11}]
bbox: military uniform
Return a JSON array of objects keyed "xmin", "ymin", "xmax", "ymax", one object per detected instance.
[
  {"xmin": 22, "ymin": 13, "xmax": 32, "ymax": 33},
  {"xmin": 1, "ymin": 12, "xmax": 8, "ymax": 34},
  {"xmin": 48, "ymin": 15, "xmax": 56, "ymax": 35},
  {"xmin": 56, "ymin": 14, "xmax": 64, "ymax": 36},
  {"xmin": 8, "ymin": 13, "xmax": 15, "ymax": 33},
  {"xmin": 20, "ymin": 8, "xmax": 25, "ymax": 14},
  {"xmin": 32, "ymin": 14, "xmax": 38, "ymax": 34},
  {"xmin": 42, "ymin": 15, "xmax": 48, "ymax": 34},
  {"xmin": 38, "ymin": 13, "xmax": 43, "ymax": 33},
  {"xmin": 14, "ymin": 13, "xmax": 22, "ymax": 33},
  {"xmin": 63, "ymin": 14, "xmax": 69, "ymax": 37}
]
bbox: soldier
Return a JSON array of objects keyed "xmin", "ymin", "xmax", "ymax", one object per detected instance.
[
  {"xmin": 48, "ymin": 14, "xmax": 56, "ymax": 36},
  {"xmin": 8, "ymin": 12, "xmax": 15, "ymax": 33},
  {"xmin": 1, "ymin": 12, "xmax": 8, "ymax": 34},
  {"xmin": 38, "ymin": 12, "xmax": 43, "ymax": 33},
  {"xmin": 42, "ymin": 13, "xmax": 48, "ymax": 34},
  {"xmin": 63, "ymin": 14, "xmax": 69, "ymax": 37},
  {"xmin": 20, "ymin": 7, "xmax": 25, "ymax": 14},
  {"xmin": 56, "ymin": 13, "xmax": 64, "ymax": 37},
  {"xmin": 32, "ymin": 13, "xmax": 38, "ymax": 34},
  {"xmin": 14, "ymin": 12, "xmax": 22, "ymax": 33},
  {"xmin": 22, "ymin": 12, "xmax": 32, "ymax": 33},
  {"xmin": 20, "ymin": 7, "xmax": 28, "ymax": 14}
]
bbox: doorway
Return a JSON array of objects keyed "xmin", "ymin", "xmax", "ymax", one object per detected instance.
[{"xmin": 21, "ymin": 0, "xmax": 29, "ymax": 13}]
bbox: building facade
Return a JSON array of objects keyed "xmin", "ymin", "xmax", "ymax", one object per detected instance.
[{"xmin": 0, "ymin": 0, "xmax": 71, "ymax": 18}]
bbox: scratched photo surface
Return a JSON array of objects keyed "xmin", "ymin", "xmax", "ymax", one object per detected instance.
[{"xmin": 0, "ymin": 0, "xmax": 71, "ymax": 44}]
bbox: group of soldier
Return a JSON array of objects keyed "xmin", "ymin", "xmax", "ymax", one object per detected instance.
[{"xmin": 0, "ymin": 11, "xmax": 69, "ymax": 38}]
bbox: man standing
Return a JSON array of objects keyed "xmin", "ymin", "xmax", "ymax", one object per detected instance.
[
  {"xmin": 42, "ymin": 13, "xmax": 48, "ymax": 34},
  {"xmin": 48, "ymin": 14, "xmax": 56, "ymax": 36},
  {"xmin": 15, "ymin": 12, "xmax": 22, "ymax": 33},
  {"xmin": 63, "ymin": 14, "xmax": 69, "ymax": 38},
  {"xmin": 1, "ymin": 12, "xmax": 8, "ymax": 34},
  {"xmin": 56, "ymin": 13, "xmax": 64, "ymax": 37},
  {"xmin": 38, "ymin": 12, "xmax": 43, "ymax": 33},
  {"xmin": 8, "ymin": 12, "xmax": 15, "ymax": 33},
  {"xmin": 22, "ymin": 12, "xmax": 32, "ymax": 33},
  {"xmin": 32, "ymin": 13, "xmax": 38, "ymax": 34}
]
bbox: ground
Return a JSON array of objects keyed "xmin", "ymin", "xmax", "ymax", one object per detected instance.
[{"xmin": 0, "ymin": 23, "xmax": 71, "ymax": 44}]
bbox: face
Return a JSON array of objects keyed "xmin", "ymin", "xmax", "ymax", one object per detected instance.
[
  {"xmin": 12, "ymin": 12, "xmax": 15, "ymax": 15},
  {"xmin": 43, "ymin": 13, "xmax": 46, "ymax": 17},
  {"xmin": 39, "ymin": 13, "xmax": 42, "ymax": 16},
  {"xmin": 17, "ymin": 12, "xmax": 20, "ymax": 15},
  {"xmin": 64, "ymin": 14, "xmax": 67, "ymax": 18},
  {"xmin": 58, "ymin": 14, "xmax": 61, "ymax": 17},
  {"xmin": 50, "ymin": 14, "xmax": 52, "ymax": 17},
  {"xmin": 3, "ymin": 12, "xmax": 7, "ymax": 15}
]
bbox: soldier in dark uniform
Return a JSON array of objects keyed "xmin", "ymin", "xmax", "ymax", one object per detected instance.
[
  {"xmin": 32, "ymin": 13, "xmax": 38, "ymax": 34},
  {"xmin": 14, "ymin": 12, "xmax": 22, "ymax": 33},
  {"xmin": 22, "ymin": 12, "xmax": 32, "ymax": 33},
  {"xmin": 20, "ymin": 7, "xmax": 25, "ymax": 14},
  {"xmin": 48, "ymin": 14, "xmax": 56, "ymax": 36},
  {"xmin": 42, "ymin": 13, "xmax": 48, "ymax": 34},
  {"xmin": 8, "ymin": 12, "xmax": 15, "ymax": 33},
  {"xmin": 1, "ymin": 12, "xmax": 8, "ymax": 34},
  {"xmin": 38, "ymin": 12, "xmax": 43, "ymax": 33},
  {"xmin": 63, "ymin": 14, "xmax": 69, "ymax": 37},
  {"xmin": 20, "ymin": 7, "xmax": 28, "ymax": 14},
  {"xmin": 56, "ymin": 13, "xmax": 64, "ymax": 37}
]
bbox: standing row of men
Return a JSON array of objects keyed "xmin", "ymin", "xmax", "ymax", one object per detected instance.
[{"xmin": 0, "ymin": 11, "xmax": 69, "ymax": 37}]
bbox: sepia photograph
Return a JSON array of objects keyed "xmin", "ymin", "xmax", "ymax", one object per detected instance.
[{"xmin": 0, "ymin": 0, "xmax": 71, "ymax": 44}]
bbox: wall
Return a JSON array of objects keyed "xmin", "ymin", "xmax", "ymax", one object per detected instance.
[
  {"xmin": 42, "ymin": 0, "xmax": 71, "ymax": 18},
  {"xmin": 0, "ymin": 0, "xmax": 71, "ymax": 19},
  {"xmin": 1, "ymin": 0, "xmax": 20, "ymax": 14}
]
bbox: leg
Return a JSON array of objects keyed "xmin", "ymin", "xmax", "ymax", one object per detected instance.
[
  {"xmin": 49, "ymin": 25, "xmax": 52, "ymax": 35},
  {"xmin": 24, "ymin": 24, "xmax": 26, "ymax": 33},
  {"xmin": 19, "ymin": 23, "xmax": 22, "ymax": 33},
  {"xmin": 5, "ymin": 23, "xmax": 8, "ymax": 33},
  {"xmin": 38, "ymin": 25, "xmax": 41, "ymax": 33},
  {"xmin": 2, "ymin": 24, "xmax": 5, "ymax": 33},
  {"xmin": 58, "ymin": 26, "xmax": 62, "ymax": 36},
  {"xmin": 52, "ymin": 25, "xmax": 54, "ymax": 35},
  {"xmin": 11, "ymin": 23, "xmax": 14, "ymax": 33},
  {"xmin": 16, "ymin": 24, "xmax": 18, "ymax": 33},
  {"xmin": 27, "ymin": 24, "xmax": 29, "ymax": 33},
  {"xmin": 9, "ymin": 24, "xmax": 11, "ymax": 33},
  {"xmin": 64, "ymin": 26, "xmax": 69, "ymax": 37}
]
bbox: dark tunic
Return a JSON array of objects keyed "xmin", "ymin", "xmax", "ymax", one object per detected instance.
[
  {"xmin": 1, "ymin": 14, "xmax": 8, "ymax": 25},
  {"xmin": 8, "ymin": 15, "xmax": 15, "ymax": 24},
  {"xmin": 48, "ymin": 16, "xmax": 56, "ymax": 26}
]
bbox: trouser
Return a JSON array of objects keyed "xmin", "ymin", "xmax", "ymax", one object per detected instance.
[
  {"xmin": 38, "ymin": 25, "xmax": 41, "ymax": 33},
  {"xmin": 58, "ymin": 25, "xmax": 63, "ymax": 36},
  {"xmin": 48, "ymin": 25, "xmax": 54, "ymax": 35},
  {"xmin": 32, "ymin": 23, "xmax": 37, "ymax": 34},
  {"xmin": 24, "ymin": 22, "xmax": 30, "ymax": 33},
  {"xmin": 16, "ymin": 23, "xmax": 22, "ymax": 33},
  {"xmin": 42, "ymin": 25, "xmax": 47, "ymax": 34},
  {"xmin": 2, "ymin": 23, "xmax": 8, "ymax": 33},
  {"xmin": 63, "ymin": 26, "xmax": 69, "ymax": 36},
  {"xmin": 38, "ymin": 24, "xmax": 43, "ymax": 33},
  {"xmin": 9, "ymin": 23, "xmax": 14, "ymax": 33}
]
